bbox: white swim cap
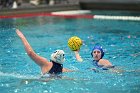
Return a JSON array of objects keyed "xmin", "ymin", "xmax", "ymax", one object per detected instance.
[{"xmin": 50, "ymin": 50, "xmax": 65, "ymax": 64}]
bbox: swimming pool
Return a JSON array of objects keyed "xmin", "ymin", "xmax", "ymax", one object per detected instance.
[{"xmin": 0, "ymin": 11, "xmax": 140, "ymax": 93}]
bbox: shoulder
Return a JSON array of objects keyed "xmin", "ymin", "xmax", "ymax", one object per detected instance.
[
  {"xmin": 99, "ymin": 59, "xmax": 110, "ymax": 62},
  {"xmin": 98, "ymin": 59, "xmax": 112, "ymax": 66},
  {"xmin": 41, "ymin": 62, "xmax": 53, "ymax": 74}
]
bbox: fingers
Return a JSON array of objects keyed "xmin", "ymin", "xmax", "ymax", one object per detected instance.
[
  {"xmin": 16, "ymin": 29, "xmax": 24, "ymax": 38},
  {"xmin": 16, "ymin": 29, "xmax": 21, "ymax": 34}
]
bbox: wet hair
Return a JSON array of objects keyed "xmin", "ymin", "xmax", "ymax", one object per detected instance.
[{"xmin": 91, "ymin": 45, "xmax": 104, "ymax": 59}]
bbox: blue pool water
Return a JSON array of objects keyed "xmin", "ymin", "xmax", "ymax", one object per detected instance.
[{"xmin": 0, "ymin": 13, "xmax": 140, "ymax": 93}]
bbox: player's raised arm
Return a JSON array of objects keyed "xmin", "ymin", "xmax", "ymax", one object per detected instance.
[
  {"xmin": 16, "ymin": 29, "xmax": 49, "ymax": 67},
  {"xmin": 68, "ymin": 36, "xmax": 83, "ymax": 62}
]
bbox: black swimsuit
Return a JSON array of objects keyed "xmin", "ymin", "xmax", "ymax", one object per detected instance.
[{"xmin": 48, "ymin": 61, "xmax": 63, "ymax": 74}]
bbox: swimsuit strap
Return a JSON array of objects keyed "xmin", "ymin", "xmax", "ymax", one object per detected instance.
[
  {"xmin": 93, "ymin": 60, "xmax": 109, "ymax": 70},
  {"xmin": 93, "ymin": 60, "xmax": 103, "ymax": 68}
]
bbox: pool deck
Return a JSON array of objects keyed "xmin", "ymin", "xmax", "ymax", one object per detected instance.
[{"xmin": 0, "ymin": 0, "xmax": 140, "ymax": 16}]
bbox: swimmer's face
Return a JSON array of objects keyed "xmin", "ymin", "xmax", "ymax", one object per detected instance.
[{"xmin": 92, "ymin": 49, "xmax": 102, "ymax": 61}]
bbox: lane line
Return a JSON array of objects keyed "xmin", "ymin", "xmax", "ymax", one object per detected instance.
[{"xmin": 0, "ymin": 11, "xmax": 140, "ymax": 21}]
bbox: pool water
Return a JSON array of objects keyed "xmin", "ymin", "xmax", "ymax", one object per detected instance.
[{"xmin": 0, "ymin": 14, "xmax": 140, "ymax": 93}]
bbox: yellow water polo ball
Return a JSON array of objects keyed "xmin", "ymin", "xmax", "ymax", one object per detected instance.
[{"xmin": 68, "ymin": 36, "xmax": 82, "ymax": 51}]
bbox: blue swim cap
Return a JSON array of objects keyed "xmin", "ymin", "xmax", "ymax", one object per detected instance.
[{"xmin": 91, "ymin": 45, "xmax": 104, "ymax": 59}]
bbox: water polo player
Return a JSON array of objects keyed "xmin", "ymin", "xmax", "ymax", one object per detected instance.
[
  {"xmin": 74, "ymin": 44, "xmax": 115, "ymax": 70},
  {"xmin": 91, "ymin": 45, "xmax": 114, "ymax": 70},
  {"xmin": 16, "ymin": 29, "xmax": 73, "ymax": 76}
]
